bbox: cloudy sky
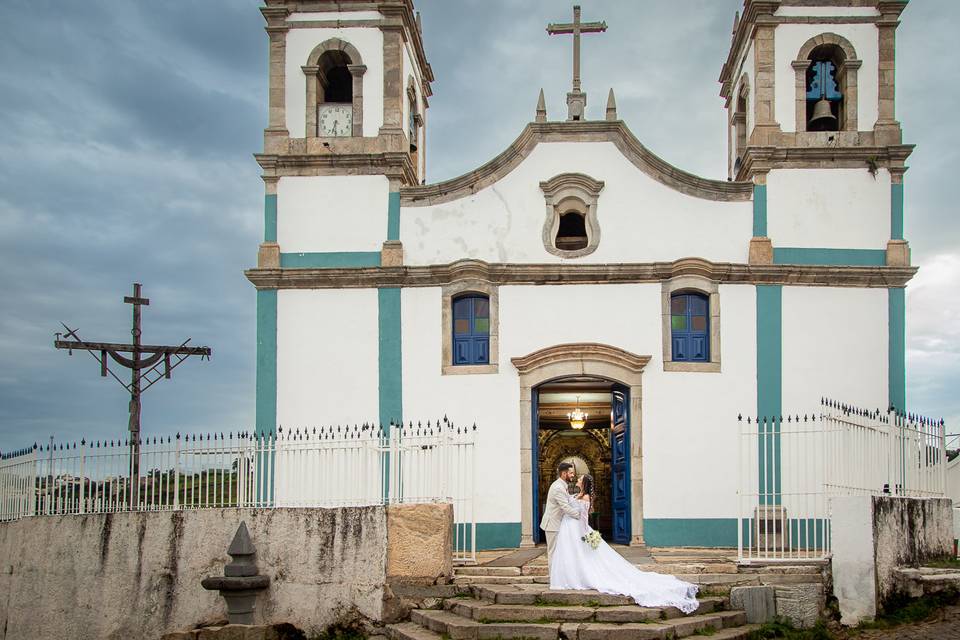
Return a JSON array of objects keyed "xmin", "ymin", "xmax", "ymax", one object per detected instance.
[{"xmin": 0, "ymin": 0, "xmax": 957, "ymax": 451}]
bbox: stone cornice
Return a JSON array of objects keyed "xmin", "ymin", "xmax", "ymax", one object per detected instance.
[
  {"xmin": 255, "ymin": 150, "xmax": 417, "ymax": 185},
  {"xmin": 244, "ymin": 257, "xmax": 917, "ymax": 290},
  {"xmin": 400, "ymin": 121, "xmax": 753, "ymax": 206},
  {"xmin": 511, "ymin": 343, "xmax": 651, "ymax": 376},
  {"xmin": 737, "ymin": 144, "xmax": 914, "ymax": 180}
]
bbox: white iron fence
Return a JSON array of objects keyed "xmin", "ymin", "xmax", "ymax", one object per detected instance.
[
  {"xmin": 738, "ymin": 399, "xmax": 946, "ymax": 563},
  {"xmin": 0, "ymin": 418, "xmax": 476, "ymax": 563}
]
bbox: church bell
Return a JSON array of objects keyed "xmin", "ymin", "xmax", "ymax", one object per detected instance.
[{"xmin": 809, "ymin": 97, "xmax": 837, "ymax": 127}]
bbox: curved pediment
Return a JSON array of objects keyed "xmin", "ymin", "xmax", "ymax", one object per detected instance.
[{"xmin": 400, "ymin": 120, "xmax": 753, "ymax": 206}]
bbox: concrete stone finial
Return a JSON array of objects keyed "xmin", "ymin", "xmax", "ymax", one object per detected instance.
[
  {"xmin": 535, "ymin": 89, "xmax": 547, "ymax": 123},
  {"xmin": 201, "ymin": 521, "xmax": 270, "ymax": 624},
  {"xmin": 605, "ymin": 88, "xmax": 617, "ymax": 121}
]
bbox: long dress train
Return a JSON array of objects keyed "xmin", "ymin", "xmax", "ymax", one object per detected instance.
[{"xmin": 549, "ymin": 497, "xmax": 700, "ymax": 614}]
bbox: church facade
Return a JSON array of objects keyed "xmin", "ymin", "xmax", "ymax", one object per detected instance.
[{"xmin": 247, "ymin": 0, "xmax": 915, "ymax": 550}]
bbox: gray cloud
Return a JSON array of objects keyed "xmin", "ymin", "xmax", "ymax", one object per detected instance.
[{"xmin": 0, "ymin": 0, "xmax": 957, "ymax": 451}]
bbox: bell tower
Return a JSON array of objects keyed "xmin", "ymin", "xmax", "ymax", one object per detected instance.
[
  {"xmin": 718, "ymin": 0, "xmax": 913, "ymax": 268},
  {"xmin": 255, "ymin": 0, "xmax": 433, "ymax": 270}
]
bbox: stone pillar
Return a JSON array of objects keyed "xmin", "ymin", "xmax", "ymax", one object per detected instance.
[
  {"xmin": 349, "ymin": 64, "xmax": 367, "ymax": 137},
  {"xmin": 875, "ymin": 2, "xmax": 906, "ymax": 145},
  {"xmin": 519, "ymin": 384, "xmax": 535, "ymax": 547},
  {"xmin": 261, "ymin": 7, "xmax": 290, "ymax": 154},
  {"xmin": 750, "ymin": 16, "xmax": 781, "ymax": 146},
  {"xmin": 379, "ymin": 18, "xmax": 405, "ymax": 137},
  {"xmin": 628, "ymin": 382, "xmax": 645, "ymax": 547}
]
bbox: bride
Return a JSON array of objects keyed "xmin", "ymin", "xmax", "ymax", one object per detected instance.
[{"xmin": 549, "ymin": 474, "xmax": 700, "ymax": 614}]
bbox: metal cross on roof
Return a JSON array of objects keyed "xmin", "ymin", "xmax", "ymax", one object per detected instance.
[
  {"xmin": 547, "ymin": 5, "xmax": 607, "ymax": 121},
  {"xmin": 54, "ymin": 283, "xmax": 211, "ymax": 505}
]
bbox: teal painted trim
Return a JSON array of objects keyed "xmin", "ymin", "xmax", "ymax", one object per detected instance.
[
  {"xmin": 753, "ymin": 184, "xmax": 767, "ymax": 237},
  {"xmin": 756, "ymin": 286, "xmax": 782, "ymax": 505},
  {"xmin": 889, "ymin": 288, "xmax": 906, "ymax": 412},
  {"xmin": 255, "ymin": 289, "xmax": 277, "ymax": 504},
  {"xmin": 279, "ymin": 252, "xmax": 381, "ymax": 269},
  {"xmin": 462, "ymin": 522, "xmax": 522, "ymax": 550},
  {"xmin": 387, "ymin": 191, "xmax": 401, "ymax": 241},
  {"xmin": 773, "ymin": 248, "xmax": 886, "ymax": 266},
  {"xmin": 891, "ymin": 183, "xmax": 904, "ymax": 240},
  {"xmin": 256, "ymin": 290, "xmax": 277, "ymax": 434},
  {"xmin": 378, "ymin": 288, "xmax": 402, "ymax": 429},
  {"xmin": 643, "ymin": 519, "xmax": 739, "ymax": 548},
  {"xmin": 264, "ymin": 194, "xmax": 277, "ymax": 243}
]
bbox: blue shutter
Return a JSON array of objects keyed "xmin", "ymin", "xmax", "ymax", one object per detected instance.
[
  {"xmin": 452, "ymin": 295, "xmax": 491, "ymax": 366},
  {"xmin": 670, "ymin": 293, "xmax": 709, "ymax": 363}
]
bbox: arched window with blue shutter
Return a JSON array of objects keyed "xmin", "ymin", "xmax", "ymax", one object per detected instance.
[
  {"xmin": 671, "ymin": 292, "xmax": 709, "ymax": 362},
  {"xmin": 452, "ymin": 294, "xmax": 490, "ymax": 365}
]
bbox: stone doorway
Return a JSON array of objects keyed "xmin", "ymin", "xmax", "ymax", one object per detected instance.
[
  {"xmin": 535, "ymin": 378, "xmax": 615, "ymax": 539},
  {"xmin": 511, "ymin": 343, "xmax": 651, "ymax": 547}
]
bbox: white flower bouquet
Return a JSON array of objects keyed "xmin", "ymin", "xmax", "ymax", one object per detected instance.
[{"xmin": 581, "ymin": 530, "xmax": 602, "ymax": 550}]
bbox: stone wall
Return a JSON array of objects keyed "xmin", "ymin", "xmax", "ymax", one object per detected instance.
[
  {"xmin": 832, "ymin": 496, "xmax": 954, "ymax": 626},
  {"xmin": 0, "ymin": 504, "xmax": 452, "ymax": 640}
]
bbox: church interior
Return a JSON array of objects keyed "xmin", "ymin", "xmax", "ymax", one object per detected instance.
[{"xmin": 536, "ymin": 377, "xmax": 614, "ymax": 540}]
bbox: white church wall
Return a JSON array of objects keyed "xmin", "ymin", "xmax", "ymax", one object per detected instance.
[
  {"xmin": 774, "ymin": 6, "xmax": 879, "ymax": 18},
  {"xmin": 285, "ymin": 27, "xmax": 385, "ymax": 137},
  {"xmin": 287, "ymin": 11, "xmax": 383, "ymax": 22},
  {"xmin": 774, "ymin": 23, "xmax": 879, "ymax": 133},
  {"xmin": 277, "ymin": 175, "xmax": 389, "ymax": 253},
  {"xmin": 277, "ymin": 289, "xmax": 380, "ymax": 429},
  {"xmin": 766, "ymin": 168, "xmax": 890, "ymax": 249},
  {"xmin": 641, "ymin": 284, "xmax": 757, "ymax": 521},
  {"xmin": 401, "ymin": 142, "xmax": 752, "ymax": 266},
  {"xmin": 781, "ymin": 286, "xmax": 888, "ymax": 412},
  {"xmin": 401, "ymin": 283, "xmax": 757, "ymax": 529}
]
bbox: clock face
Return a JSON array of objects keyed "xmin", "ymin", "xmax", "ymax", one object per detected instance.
[{"xmin": 318, "ymin": 104, "xmax": 353, "ymax": 137}]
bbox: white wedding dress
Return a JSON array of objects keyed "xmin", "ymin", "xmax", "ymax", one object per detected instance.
[{"xmin": 549, "ymin": 497, "xmax": 700, "ymax": 614}]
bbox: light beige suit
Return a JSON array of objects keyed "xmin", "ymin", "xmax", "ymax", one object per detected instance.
[{"xmin": 540, "ymin": 477, "xmax": 580, "ymax": 565}]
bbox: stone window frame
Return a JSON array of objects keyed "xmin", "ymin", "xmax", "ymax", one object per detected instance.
[
  {"xmin": 303, "ymin": 38, "xmax": 367, "ymax": 138},
  {"xmin": 540, "ymin": 173, "xmax": 605, "ymax": 259},
  {"xmin": 406, "ymin": 76, "xmax": 422, "ymax": 151},
  {"xmin": 661, "ymin": 275, "xmax": 721, "ymax": 373},
  {"xmin": 441, "ymin": 280, "xmax": 499, "ymax": 376},
  {"xmin": 732, "ymin": 73, "xmax": 750, "ymax": 173},
  {"xmin": 793, "ymin": 33, "xmax": 861, "ymax": 133}
]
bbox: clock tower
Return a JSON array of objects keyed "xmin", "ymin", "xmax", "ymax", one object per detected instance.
[{"xmin": 255, "ymin": 0, "xmax": 433, "ymax": 272}]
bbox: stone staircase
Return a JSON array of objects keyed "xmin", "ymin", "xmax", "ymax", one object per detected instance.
[
  {"xmin": 388, "ymin": 584, "xmax": 757, "ymax": 640},
  {"xmin": 386, "ymin": 549, "xmax": 828, "ymax": 639}
]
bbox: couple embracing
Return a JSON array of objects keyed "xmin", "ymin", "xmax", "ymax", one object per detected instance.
[{"xmin": 540, "ymin": 462, "xmax": 700, "ymax": 614}]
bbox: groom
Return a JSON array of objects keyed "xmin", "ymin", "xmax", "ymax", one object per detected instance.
[{"xmin": 539, "ymin": 462, "xmax": 581, "ymax": 565}]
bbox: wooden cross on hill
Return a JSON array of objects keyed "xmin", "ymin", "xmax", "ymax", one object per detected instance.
[
  {"xmin": 547, "ymin": 5, "xmax": 607, "ymax": 121},
  {"xmin": 55, "ymin": 283, "xmax": 211, "ymax": 504}
]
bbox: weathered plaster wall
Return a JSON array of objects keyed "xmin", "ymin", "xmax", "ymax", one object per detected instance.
[
  {"xmin": 0, "ymin": 508, "xmax": 388, "ymax": 640},
  {"xmin": 285, "ymin": 26, "xmax": 384, "ymax": 137},
  {"xmin": 277, "ymin": 175, "xmax": 389, "ymax": 253},
  {"xmin": 782, "ymin": 286, "xmax": 888, "ymax": 410},
  {"xmin": 400, "ymin": 141, "xmax": 753, "ymax": 266},
  {"xmin": 873, "ymin": 496, "xmax": 955, "ymax": 606},
  {"xmin": 767, "ymin": 168, "xmax": 891, "ymax": 250},
  {"xmin": 832, "ymin": 496, "xmax": 954, "ymax": 626},
  {"xmin": 401, "ymin": 282, "xmax": 757, "ymax": 527},
  {"xmin": 947, "ymin": 457, "xmax": 960, "ymax": 508},
  {"xmin": 774, "ymin": 23, "xmax": 880, "ymax": 132},
  {"xmin": 276, "ymin": 288, "xmax": 379, "ymax": 430}
]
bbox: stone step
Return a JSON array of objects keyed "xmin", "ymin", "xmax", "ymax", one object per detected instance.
[
  {"xmin": 388, "ymin": 620, "xmax": 762, "ymax": 640},
  {"xmin": 455, "ymin": 566, "xmax": 522, "ymax": 577},
  {"xmin": 443, "ymin": 596, "xmax": 726, "ymax": 624},
  {"xmin": 452, "ymin": 575, "xmax": 545, "ymax": 585},
  {"xmin": 410, "ymin": 608, "xmax": 750, "ymax": 640},
  {"xmin": 467, "ymin": 584, "xmax": 731, "ymax": 612}
]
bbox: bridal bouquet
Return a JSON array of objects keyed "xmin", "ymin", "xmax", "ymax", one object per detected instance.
[{"xmin": 581, "ymin": 530, "xmax": 602, "ymax": 550}]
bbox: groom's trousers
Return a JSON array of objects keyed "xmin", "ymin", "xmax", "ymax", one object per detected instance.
[{"xmin": 545, "ymin": 530, "xmax": 558, "ymax": 564}]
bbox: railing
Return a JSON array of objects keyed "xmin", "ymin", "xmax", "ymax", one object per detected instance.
[
  {"xmin": 738, "ymin": 399, "xmax": 946, "ymax": 563},
  {"xmin": 0, "ymin": 418, "xmax": 477, "ymax": 563}
]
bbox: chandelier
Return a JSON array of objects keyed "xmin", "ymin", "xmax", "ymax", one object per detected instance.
[{"xmin": 567, "ymin": 396, "xmax": 588, "ymax": 430}]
